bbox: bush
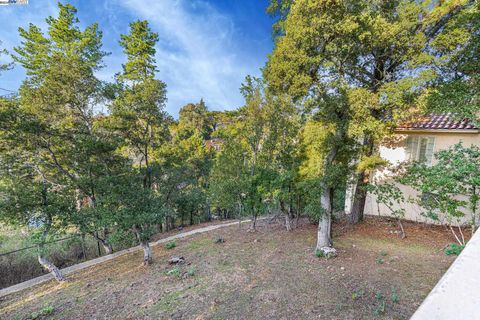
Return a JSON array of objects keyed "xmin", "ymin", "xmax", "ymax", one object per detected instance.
[
  {"xmin": 165, "ymin": 241, "xmax": 176, "ymax": 250},
  {"xmin": 444, "ymin": 243, "xmax": 464, "ymax": 256},
  {"xmin": 165, "ymin": 266, "xmax": 180, "ymax": 277}
]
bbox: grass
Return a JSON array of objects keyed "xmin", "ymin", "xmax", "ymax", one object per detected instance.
[
  {"xmin": 0, "ymin": 218, "xmax": 456, "ymax": 320},
  {"xmin": 165, "ymin": 241, "xmax": 177, "ymax": 250}
]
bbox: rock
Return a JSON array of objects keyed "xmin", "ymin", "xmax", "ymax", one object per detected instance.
[
  {"xmin": 340, "ymin": 267, "xmax": 345, "ymax": 271},
  {"xmin": 168, "ymin": 256, "xmax": 185, "ymax": 264},
  {"xmin": 319, "ymin": 246, "xmax": 337, "ymax": 258}
]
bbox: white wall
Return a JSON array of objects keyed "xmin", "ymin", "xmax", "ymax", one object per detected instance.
[{"xmin": 365, "ymin": 131, "xmax": 480, "ymax": 225}]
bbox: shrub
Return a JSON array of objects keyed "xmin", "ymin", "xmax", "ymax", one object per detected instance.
[
  {"xmin": 30, "ymin": 305, "xmax": 54, "ymax": 319},
  {"xmin": 165, "ymin": 266, "xmax": 181, "ymax": 277},
  {"xmin": 391, "ymin": 288, "xmax": 399, "ymax": 304},
  {"xmin": 351, "ymin": 289, "xmax": 364, "ymax": 300},
  {"xmin": 187, "ymin": 267, "xmax": 195, "ymax": 277},
  {"xmin": 444, "ymin": 243, "xmax": 464, "ymax": 256},
  {"xmin": 165, "ymin": 241, "xmax": 176, "ymax": 250}
]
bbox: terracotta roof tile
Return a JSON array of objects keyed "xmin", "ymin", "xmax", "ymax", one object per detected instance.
[{"xmin": 397, "ymin": 113, "xmax": 478, "ymax": 131}]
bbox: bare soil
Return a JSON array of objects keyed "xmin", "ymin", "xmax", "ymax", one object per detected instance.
[{"xmin": 0, "ymin": 217, "xmax": 457, "ymax": 320}]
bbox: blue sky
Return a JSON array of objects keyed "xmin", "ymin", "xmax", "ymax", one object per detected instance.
[{"xmin": 0, "ymin": 0, "xmax": 274, "ymax": 116}]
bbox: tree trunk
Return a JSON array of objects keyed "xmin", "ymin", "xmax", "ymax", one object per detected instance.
[
  {"xmin": 285, "ymin": 214, "xmax": 292, "ymax": 231},
  {"xmin": 350, "ymin": 171, "xmax": 367, "ymax": 224},
  {"xmin": 349, "ymin": 136, "xmax": 374, "ymax": 224},
  {"xmin": 38, "ymin": 255, "xmax": 64, "ymax": 281},
  {"xmin": 101, "ymin": 241, "xmax": 113, "ymax": 255},
  {"xmin": 141, "ymin": 241, "xmax": 152, "ymax": 266},
  {"xmin": 315, "ymin": 139, "xmax": 340, "ymax": 253},
  {"xmin": 316, "ymin": 186, "xmax": 332, "ymax": 250},
  {"xmin": 93, "ymin": 229, "xmax": 113, "ymax": 255},
  {"xmin": 280, "ymin": 200, "xmax": 292, "ymax": 231},
  {"xmin": 251, "ymin": 212, "xmax": 257, "ymax": 231}
]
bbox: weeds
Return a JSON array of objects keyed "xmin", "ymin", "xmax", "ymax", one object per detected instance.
[
  {"xmin": 165, "ymin": 266, "xmax": 181, "ymax": 277},
  {"xmin": 165, "ymin": 241, "xmax": 176, "ymax": 250},
  {"xmin": 374, "ymin": 291, "xmax": 386, "ymax": 315},
  {"xmin": 351, "ymin": 289, "xmax": 365, "ymax": 300},
  {"xmin": 376, "ymin": 251, "xmax": 387, "ymax": 264},
  {"xmin": 444, "ymin": 243, "xmax": 464, "ymax": 256},
  {"xmin": 315, "ymin": 249, "xmax": 324, "ymax": 258},
  {"xmin": 29, "ymin": 305, "xmax": 54, "ymax": 320},
  {"xmin": 391, "ymin": 288, "xmax": 399, "ymax": 304}
]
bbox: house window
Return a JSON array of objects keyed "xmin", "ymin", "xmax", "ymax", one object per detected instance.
[{"xmin": 405, "ymin": 136, "xmax": 435, "ymax": 164}]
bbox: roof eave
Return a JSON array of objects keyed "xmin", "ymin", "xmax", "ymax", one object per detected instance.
[{"xmin": 395, "ymin": 128, "xmax": 480, "ymax": 134}]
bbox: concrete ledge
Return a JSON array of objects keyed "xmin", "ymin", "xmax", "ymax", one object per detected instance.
[
  {"xmin": 0, "ymin": 218, "xmax": 260, "ymax": 298},
  {"xmin": 411, "ymin": 229, "xmax": 480, "ymax": 319}
]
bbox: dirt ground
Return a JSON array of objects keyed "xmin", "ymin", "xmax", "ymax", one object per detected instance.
[{"xmin": 0, "ymin": 217, "xmax": 457, "ymax": 320}]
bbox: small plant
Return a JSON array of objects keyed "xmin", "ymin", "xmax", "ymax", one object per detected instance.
[
  {"xmin": 391, "ymin": 288, "xmax": 399, "ymax": 304},
  {"xmin": 376, "ymin": 257, "xmax": 384, "ymax": 264},
  {"xmin": 444, "ymin": 243, "xmax": 464, "ymax": 256},
  {"xmin": 380, "ymin": 251, "xmax": 388, "ymax": 257},
  {"xmin": 187, "ymin": 267, "xmax": 196, "ymax": 277},
  {"xmin": 351, "ymin": 289, "xmax": 364, "ymax": 300},
  {"xmin": 373, "ymin": 291, "xmax": 386, "ymax": 315},
  {"xmin": 314, "ymin": 247, "xmax": 336, "ymax": 258},
  {"xmin": 374, "ymin": 300, "xmax": 386, "ymax": 315},
  {"xmin": 30, "ymin": 305, "xmax": 54, "ymax": 319},
  {"xmin": 165, "ymin": 241, "xmax": 176, "ymax": 250},
  {"xmin": 165, "ymin": 266, "xmax": 181, "ymax": 277}
]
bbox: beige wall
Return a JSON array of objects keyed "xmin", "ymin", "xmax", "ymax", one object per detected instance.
[{"xmin": 365, "ymin": 130, "xmax": 480, "ymax": 225}]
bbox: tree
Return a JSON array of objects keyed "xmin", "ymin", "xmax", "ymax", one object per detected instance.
[
  {"xmin": 267, "ymin": 0, "xmax": 479, "ymax": 228},
  {"xmin": 0, "ymin": 99, "xmax": 72, "ymax": 281},
  {"xmin": 177, "ymin": 99, "xmax": 213, "ymax": 140},
  {"xmin": 401, "ymin": 143, "xmax": 480, "ymax": 245},
  {"xmin": 109, "ymin": 20, "xmax": 169, "ymax": 264},
  {"xmin": 266, "ymin": 0, "xmax": 356, "ymax": 253},
  {"xmin": 0, "ymin": 40, "xmax": 13, "ymax": 75},
  {"xmin": 427, "ymin": 3, "xmax": 479, "ymax": 123},
  {"xmin": 10, "ymin": 3, "xmax": 116, "ymax": 254}
]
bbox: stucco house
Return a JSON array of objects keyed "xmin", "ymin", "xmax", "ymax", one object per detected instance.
[{"xmin": 362, "ymin": 113, "xmax": 480, "ymax": 224}]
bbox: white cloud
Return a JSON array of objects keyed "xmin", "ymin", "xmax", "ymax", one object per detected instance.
[{"xmin": 115, "ymin": 0, "xmax": 263, "ymax": 115}]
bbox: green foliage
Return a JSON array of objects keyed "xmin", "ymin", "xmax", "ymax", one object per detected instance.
[
  {"xmin": 374, "ymin": 291, "xmax": 386, "ymax": 315},
  {"xmin": 351, "ymin": 289, "xmax": 364, "ymax": 301},
  {"xmin": 401, "ymin": 143, "xmax": 480, "ymax": 238},
  {"xmin": 165, "ymin": 241, "xmax": 176, "ymax": 250},
  {"xmin": 209, "ymin": 76, "xmax": 303, "ymax": 223},
  {"xmin": 374, "ymin": 300, "xmax": 386, "ymax": 316},
  {"xmin": 366, "ymin": 182, "xmax": 406, "ymax": 221},
  {"xmin": 427, "ymin": 6, "xmax": 480, "ymax": 124},
  {"xmin": 165, "ymin": 266, "xmax": 181, "ymax": 278},
  {"xmin": 265, "ymin": 0, "xmax": 479, "ymax": 228},
  {"xmin": 29, "ymin": 305, "xmax": 54, "ymax": 320},
  {"xmin": 314, "ymin": 249, "xmax": 324, "ymax": 258},
  {"xmin": 444, "ymin": 243, "xmax": 465, "ymax": 256},
  {"xmin": 0, "ymin": 40, "xmax": 13, "ymax": 74},
  {"xmin": 391, "ymin": 288, "xmax": 399, "ymax": 304},
  {"xmin": 187, "ymin": 267, "xmax": 196, "ymax": 277}
]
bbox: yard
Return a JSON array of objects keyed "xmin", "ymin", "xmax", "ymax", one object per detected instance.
[{"xmin": 0, "ymin": 217, "xmax": 456, "ymax": 320}]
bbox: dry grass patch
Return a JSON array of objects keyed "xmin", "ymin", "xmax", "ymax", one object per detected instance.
[{"xmin": 0, "ymin": 217, "xmax": 455, "ymax": 320}]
